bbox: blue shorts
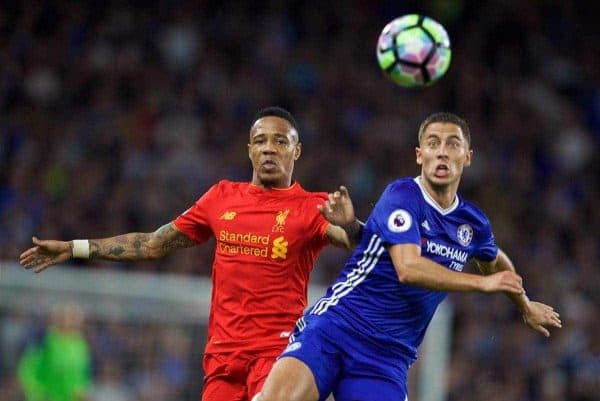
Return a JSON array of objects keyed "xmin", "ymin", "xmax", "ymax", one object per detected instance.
[{"xmin": 280, "ymin": 314, "xmax": 411, "ymax": 401}]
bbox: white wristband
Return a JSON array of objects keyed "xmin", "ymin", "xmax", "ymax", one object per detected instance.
[{"xmin": 72, "ymin": 240, "xmax": 90, "ymax": 259}]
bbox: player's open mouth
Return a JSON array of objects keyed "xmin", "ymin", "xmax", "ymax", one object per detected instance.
[{"xmin": 434, "ymin": 165, "xmax": 449, "ymax": 176}]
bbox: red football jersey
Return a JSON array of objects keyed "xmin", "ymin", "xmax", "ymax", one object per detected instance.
[{"xmin": 174, "ymin": 180, "xmax": 329, "ymax": 355}]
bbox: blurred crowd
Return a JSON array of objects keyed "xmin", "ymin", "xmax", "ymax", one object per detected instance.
[
  {"xmin": 1, "ymin": 305, "xmax": 205, "ymax": 401},
  {"xmin": 1, "ymin": 0, "xmax": 598, "ymax": 400}
]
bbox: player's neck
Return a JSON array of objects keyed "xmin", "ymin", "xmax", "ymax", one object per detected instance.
[
  {"xmin": 251, "ymin": 173, "xmax": 293, "ymax": 189},
  {"xmin": 419, "ymin": 176, "xmax": 458, "ymax": 209}
]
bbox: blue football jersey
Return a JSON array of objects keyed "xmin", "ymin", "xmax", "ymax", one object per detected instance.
[{"xmin": 309, "ymin": 177, "xmax": 498, "ymax": 360}]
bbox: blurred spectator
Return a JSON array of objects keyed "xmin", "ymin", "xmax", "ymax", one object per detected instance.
[
  {"xmin": 17, "ymin": 303, "xmax": 91, "ymax": 401},
  {"xmin": 87, "ymin": 358, "xmax": 132, "ymax": 401}
]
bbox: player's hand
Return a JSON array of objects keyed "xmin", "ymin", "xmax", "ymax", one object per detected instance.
[
  {"xmin": 19, "ymin": 237, "xmax": 72, "ymax": 273},
  {"xmin": 317, "ymin": 186, "xmax": 356, "ymax": 227},
  {"xmin": 480, "ymin": 271, "xmax": 524, "ymax": 294},
  {"xmin": 522, "ymin": 301, "xmax": 562, "ymax": 337}
]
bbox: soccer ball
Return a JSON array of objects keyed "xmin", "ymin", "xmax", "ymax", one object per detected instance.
[{"xmin": 376, "ymin": 14, "xmax": 451, "ymax": 87}]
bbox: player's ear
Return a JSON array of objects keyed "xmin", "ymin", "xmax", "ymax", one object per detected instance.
[
  {"xmin": 415, "ymin": 147, "xmax": 423, "ymax": 165},
  {"xmin": 293, "ymin": 143, "xmax": 302, "ymax": 160},
  {"xmin": 464, "ymin": 149, "xmax": 473, "ymax": 167}
]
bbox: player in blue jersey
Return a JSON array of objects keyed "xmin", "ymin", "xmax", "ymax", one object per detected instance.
[{"xmin": 254, "ymin": 112, "xmax": 562, "ymax": 401}]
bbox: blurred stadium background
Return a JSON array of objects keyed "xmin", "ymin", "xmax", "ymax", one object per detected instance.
[{"xmin": 0, "ymin": 0, "xmax": 598, "ymax": 400}]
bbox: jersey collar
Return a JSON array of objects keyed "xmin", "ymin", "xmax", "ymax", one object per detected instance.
[
  {"xmin": 413, "ymin": 176, "xmax": 459, "ymax": 215},
  {"xmin": 248, "ymin": 181, "xmax": 300, "ymax": 194}
]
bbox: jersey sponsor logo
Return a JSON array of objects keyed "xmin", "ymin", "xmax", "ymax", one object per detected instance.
[
  {"xmin": 271, "ymin": 236, "xmax": 288, "ymax": 259},
  {"xmin": 457, "ymin": 224, "xmax": 473, "ymax": 246},
  {"xmin": 217, "ymin": 230, "xmax": 290, "ymax": 261},
  {"xmin": 218, "ymin": 230, "xmax": 270, "ymax": 257},
  {"xmin": 219, "ymin": 230, "xmax": 270, "ymax": 244},
  {"xmin": 272, "ymin": 209, "xmax": 290, "ymax": 232},
  {"xmin": 219, "ymin": 211, "xmax": 237, "ymax": 220},
  {"xmin": 424, "ymin": 240, "xmax": 468, "ymax": 264},
  {"xmin": 218, "ymin": 241, "xmax": 268, "ymax": 257},
  {"xmin": 387, "ymin": 209, "xmax": 412, "ymax": 233}
]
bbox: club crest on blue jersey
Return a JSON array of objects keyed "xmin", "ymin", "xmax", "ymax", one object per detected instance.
[
  {"xmin": 457, "ymin": 224, "xmax": 473, "ymax": 246},
  {"xmin": 387, "ymin": 209, "xmax": 412, "ymax": 233}
]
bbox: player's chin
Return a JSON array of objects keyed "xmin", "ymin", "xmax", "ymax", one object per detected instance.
[
  {"xmin": 429, "ymin": 172, "xmax": 451, "ymax": 183},
  {"xmin": 428, "ymin": 174, "xmax": 456, "ymax": 188},
  {"xmin": 257, "ymin": 172, "xmax": 284, "ymax": 186}
]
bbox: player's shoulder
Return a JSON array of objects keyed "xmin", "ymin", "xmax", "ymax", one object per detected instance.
[
  {"xmin": 383, "ymin": 177, "xmax": 421, "ymax": 199},
  {"xmin": 211, "ymin": 179, "xmax": 249, "ymax": 193},
  {"xmin": 293, "ymin": 182, "xmax": 328, "ymax": 201},
  {"xmin": 194, "ymin": 180, "xmax": 250, "ymax": 202},
  {"xmin": 387, "ymin": 177, "xmax": 419, "ymax": 191},
  {"xmin": 457, "ymin": 196, "xmax": 491, "ymax": 225}
]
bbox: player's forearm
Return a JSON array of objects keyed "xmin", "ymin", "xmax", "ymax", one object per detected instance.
[
  {"xmin": 80, "ymin": 223, "xmax": 194, "ymax": 262},
  {"xmin": 341, "ymin": 219, "xmax": 364, "ymax": 248},
  {"xmin": 397, "ymin": 256, "xmax": 486, "ymax": 292},
  {"xmin": 504, "ymin": 288, "xmax": 531, "ymax": 314},
  {"xmin": 478, "ymin": 249, "xmax": 531, "ymax": 313},
  {"xmin": 326, "ymin": 220, "xmax": 363, "ymax": 250},
  {"xmin": 86, "ymin": 233, "xmax": 160, "ymax": 261}
]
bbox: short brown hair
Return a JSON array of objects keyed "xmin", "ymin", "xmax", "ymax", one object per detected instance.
[{"xmin": 418, "ymin": 112, "xmax": 471, "ymax": 148}]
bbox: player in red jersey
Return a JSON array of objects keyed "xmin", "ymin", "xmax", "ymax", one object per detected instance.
[{"xmin": 19, "ymin": 106, "xmax": 362, "ymax": 401}]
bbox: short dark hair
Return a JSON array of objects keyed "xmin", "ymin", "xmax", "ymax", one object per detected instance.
[
  {"xmin": 252, "ymin": 106, "xmax": 299, "ymax": 133},
  {"xmin": 418, "ymin": 112, "xmax": 471, "ymax": 148}
]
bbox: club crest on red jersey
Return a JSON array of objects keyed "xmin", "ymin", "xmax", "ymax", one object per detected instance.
[{"xmin": 272, "ymin": 209, "xmax": 290, "ymax": 232}]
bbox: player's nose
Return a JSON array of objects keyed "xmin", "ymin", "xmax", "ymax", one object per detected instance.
[
  {"xmin": 436, "ymin": 148, "xmax": 449, "ymax": 158},
  {"xmin": 437, "ymin": 143, "xmax": 452, "ymax": 157},
  {"xmin": 261, "ymin": 140, "xmax": 278, "ymax": 154}
]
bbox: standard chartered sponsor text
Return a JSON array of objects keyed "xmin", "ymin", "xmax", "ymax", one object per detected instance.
[{"xmin": 219, "ymin": 230, "xmax": 270, "ymax": 257}]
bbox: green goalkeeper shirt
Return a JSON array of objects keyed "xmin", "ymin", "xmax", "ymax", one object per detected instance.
[{"xmin": 18, "ymin": 328, "xmax": 92, "ymax": 401}]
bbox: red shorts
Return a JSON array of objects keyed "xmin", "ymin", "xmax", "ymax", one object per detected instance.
[{"xmin": 201, "ymin": 352, "xmax": 276, "ymax": 401}]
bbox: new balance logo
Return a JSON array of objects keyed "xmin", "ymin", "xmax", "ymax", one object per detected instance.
[
  {"xmin": 219, "ymin": 211, "xmax": 237, "ymax": 220},
  {"xmin": 421, "ymin": 220, "xmax": 430, "ymax": 231}
]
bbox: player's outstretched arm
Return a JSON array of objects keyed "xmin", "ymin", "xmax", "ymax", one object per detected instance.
[
  {"xmin": 319, "ymin": 186, "xmax": 363, "ymax": 250},
  {"xmin": 389, "ymin": 243, "xmax": 525, "ymax": 294},
  {"xmin": 475, "ymin": 250, "xmax": 562, "ymax": 337},
  {"xmin": 19, "ymin": 222, "xmax": 195, "ymax": 273}
]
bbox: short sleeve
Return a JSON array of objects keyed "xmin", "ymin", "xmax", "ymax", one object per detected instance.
[
  {"xmin": 473, "ymin": 219, "xmax": 499, "ymax": 262},
  {"xmin": 369, "ymin": 182, "xmax": 421, "ymax": 246},
  {"xmin": 303, "ymin": 192, "xmax": 330, "ymax": 249},
  {"xmin": 173, "ymin": 184, "xmax": 218, "ymax": 244}
]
